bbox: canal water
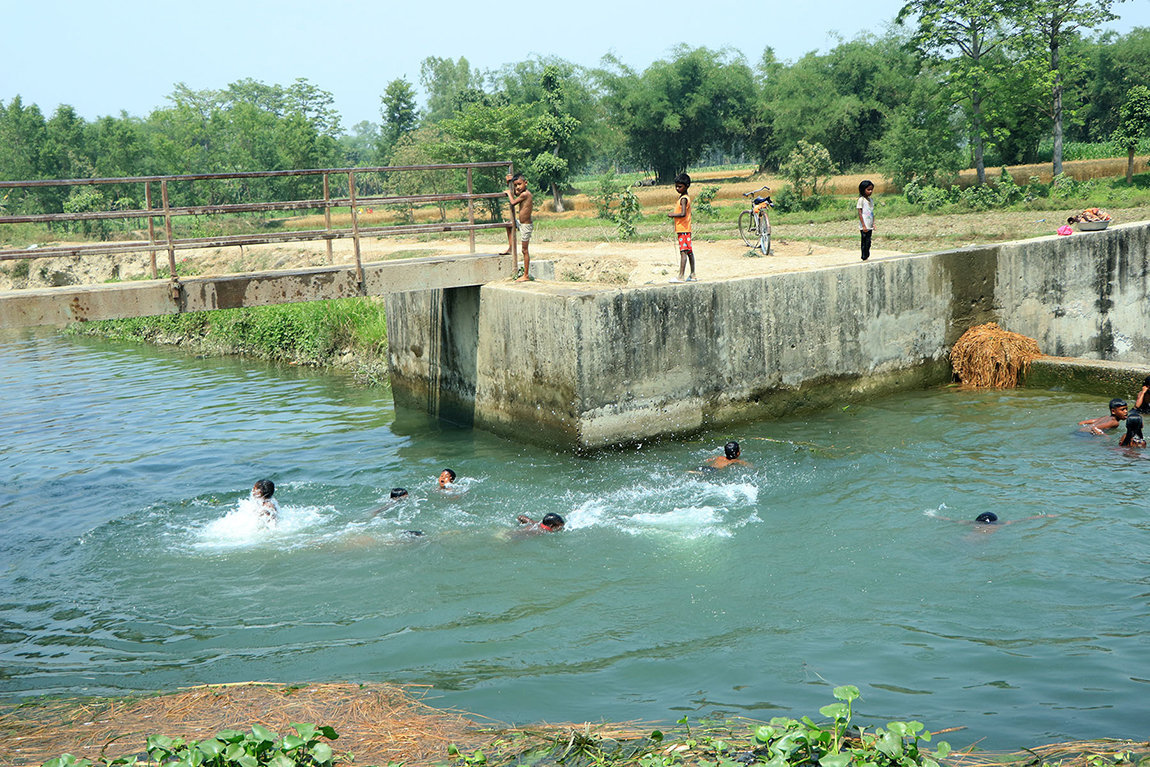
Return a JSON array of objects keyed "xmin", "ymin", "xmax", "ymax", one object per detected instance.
[{"xmin": 2, "ymin": 329, "xmax": 1148, "ymax": 750}]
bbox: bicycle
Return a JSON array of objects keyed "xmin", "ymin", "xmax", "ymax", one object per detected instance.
[{"xmin": 738, "ymin": 186, "xmax": 773, "ymax": 255}]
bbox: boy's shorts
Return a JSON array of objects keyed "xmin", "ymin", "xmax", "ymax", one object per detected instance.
[
  {"xmin": 677, "ymin": 231, "xmax": 693, "ymax": 253},
  {"xmin": 517, "ymin": 221, "xmax": 534, "ymax": 243}
]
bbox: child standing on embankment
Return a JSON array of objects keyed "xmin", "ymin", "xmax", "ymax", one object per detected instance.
[
  {"xmin": 668, "ymin": 173, "xmax": 695, "ymax": 283},
  {"xmin": 856, "ymin": 179, "xmax": 875, "ymax": 262},
  {"xmin": 503, "ymin": 173, "xmax": 534, "ymax": 282}
]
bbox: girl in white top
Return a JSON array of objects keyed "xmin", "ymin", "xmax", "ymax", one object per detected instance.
[{"xmin": 856, "ymin": 179, "xmax": 875, "ymax": 261}]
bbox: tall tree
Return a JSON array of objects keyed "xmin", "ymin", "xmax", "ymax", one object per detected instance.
[
  {"xmin": 1112, "ymin": 85, "xmax": 1150, "ymax": 183},
  {"xmin": 529, "ymin": 65, "xmax": 580, "ymax": 212},
  {"xmin": 1024, "ymin": 0, "xmax": 1122, "ymax": 176},
  {"xmin": 898, "ymin": 0, "xmax": 1023, "ymax": 184},
  {"xmin": 379, "ymin": 77, "xmax": 420, "ymax": 163},
  {"xmin": 419, "ymin": 56, "xmax": 485, "ymax": 124},
  {"xmin": 598, "ymin": 46, "xmax": 756, "ymax": 183}
]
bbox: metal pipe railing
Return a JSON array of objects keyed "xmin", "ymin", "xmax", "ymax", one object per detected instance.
[{"xmin": 0, "ymin": 162, "xmax": 517, "ymax": 294}]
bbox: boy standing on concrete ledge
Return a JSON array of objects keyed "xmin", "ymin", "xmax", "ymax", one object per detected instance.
[
  {"xmin": 502, "ymin": 173, "xmax": 534, "ymax": 282},
  {"xmin": 668, "ymin": 172, "xmax": 695, "ymax": 283}
]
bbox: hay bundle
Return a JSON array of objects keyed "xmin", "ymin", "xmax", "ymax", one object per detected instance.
[{"xmin": 951, "ymin": 323, "xmax": 1042, "ymax": 388}]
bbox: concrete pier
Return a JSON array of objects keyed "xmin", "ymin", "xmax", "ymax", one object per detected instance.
[{"xmin": 387, "ymin": 222, "xmax": 1150, "ymax": 450}]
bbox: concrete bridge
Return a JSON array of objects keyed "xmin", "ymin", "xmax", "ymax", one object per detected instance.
[{"xmin": 0, "ymin": 163, "xmax": 519, "ymax": 328}]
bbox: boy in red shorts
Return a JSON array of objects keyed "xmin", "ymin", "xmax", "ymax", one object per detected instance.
[{"xmin": 668, "ymin": 172, "xmax": 695, "ymax": 283}]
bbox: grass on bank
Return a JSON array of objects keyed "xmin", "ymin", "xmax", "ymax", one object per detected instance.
[
  {"xmin": 63, "ymin": 298, "xmax": 390, "ymax": 386},
  {"xmin": 8, "ymin": 682, "xmax": 1150, "ymax": 767}
]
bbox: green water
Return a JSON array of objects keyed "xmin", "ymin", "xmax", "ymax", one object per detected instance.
[{"xmin": 1, "ymin": 329, "xmax": 1148, "ymax": 750}]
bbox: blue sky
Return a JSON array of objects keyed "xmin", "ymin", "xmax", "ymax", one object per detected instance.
[{"xmin": 2, "ymin": 0, "xmax": 1147, "ymax": 130}]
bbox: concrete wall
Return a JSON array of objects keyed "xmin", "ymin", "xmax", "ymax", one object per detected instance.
[{"xmin": 387, "ymin": 221, "xmax": 1150, "ymax": 451}]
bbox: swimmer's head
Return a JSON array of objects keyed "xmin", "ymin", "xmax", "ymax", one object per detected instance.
[
  {"xmin": 1143, "ymin": 376, "xmax": 1150, "ymax": 389},
  {"xmin": 724, "ymin": 441, "xmax": 740, "ymax": 460},
  {"xmin": 390, "ymin": 487, "xmax": 408, "ymax": 499},
  {"xmin": 438, "ymin": 469, "xmax": 457, "ymax": 487},
  {"xmin": 1110, "ymin": 398, "xmax": 1128, "ymax": 417},
  {"xmin": 252, "ymin": 479, "xmax": 275, "ymax": 499},
  {"xmin": 1126, "ymin": 412, "xmax": 1144, "ymax": 439},
  {"xmin": 974, "ymin": 512, "xmax": 998, "ymax": 524},
  {"xmin": 540, "ymin": 513, "xmax": 565, "ymax": 531}
]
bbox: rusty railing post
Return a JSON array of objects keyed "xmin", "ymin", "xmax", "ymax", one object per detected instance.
[
  {"xmin": 507, "ymin": 163, "xmax": 518, "ymax": 277},
  {"xmin": 323, "ymin": 172, "xmax": 333, "ymax": 265},
  {"xmin": 467, "ymin": 167, "xmax": 475, "ymax": 254},
  {"xmin": 144, "ymin": 181, "xmax": 158, "ymax": 279},
  {"xmin": 160, "ymin": 180, "xmax": 180, "ymax": 299},
  {"xmin": 348, "ymin": 171, "xmax": 364, "ymax": 290}
]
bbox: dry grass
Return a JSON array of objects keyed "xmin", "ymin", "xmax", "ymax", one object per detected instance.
[
  {"xmin": 950, "ymin": 323, "xmax": 1043, "ymax": 388},
  {"xmin": 0, "ymin": 683, "xmax": 488, "ymax": 766}
]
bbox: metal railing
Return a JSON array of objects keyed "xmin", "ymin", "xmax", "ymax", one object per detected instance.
[{"xmin": 0, "ymin": 162, "xmax": 517, "ymax": 296}]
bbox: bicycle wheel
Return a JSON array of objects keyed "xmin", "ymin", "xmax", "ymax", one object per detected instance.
[
  {"xmin": 738, "ymin": 210, "xmax": 754, "ymax": 247},
  {"xmin": 759, "ymin": 217, "xmax": 771, "ymax": 255}
]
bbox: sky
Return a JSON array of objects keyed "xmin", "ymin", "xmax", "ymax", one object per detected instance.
[{"xmin": 2, "ymin": 0, "xmax": 1149, "ymax": 131}]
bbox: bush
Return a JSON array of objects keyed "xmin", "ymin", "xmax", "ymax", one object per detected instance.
[
  {"xmin": 960, "ymin": 183, "xmax": 1001, "ymax": 211},
  {"xmin": 694, "ymin": 185, "xmax": 720, "ymax": 218},
  {"xmin": 590, "ymin": 167, "xmax": 622, "ymax": 220},
  {"xmin": 616, "ymin": 187, "xmax": 641, "ymax": 240}
]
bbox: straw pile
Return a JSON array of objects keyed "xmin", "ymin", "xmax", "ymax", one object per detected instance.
[
  {"xmin": 950, "ymin": 323, "xmax": 1042, "ymax": 388},
  {"xmin": 0, "ymin": 682, "xmax": 488, "ymax": 766}
]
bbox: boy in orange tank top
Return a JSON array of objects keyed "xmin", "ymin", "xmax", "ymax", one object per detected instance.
[{"xmin": 668, "ymin": 172, "xmax": 695, "ymax": 282}]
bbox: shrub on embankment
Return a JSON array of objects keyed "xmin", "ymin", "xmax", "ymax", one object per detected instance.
[{"xmin": 64, "ymin": 298, "xmax": 389, "ymax": 385}]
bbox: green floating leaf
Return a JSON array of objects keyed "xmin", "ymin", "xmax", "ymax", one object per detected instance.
[
  {"xmin": 251, "ymin": 724, "xmax": 278, "ymax": 744},
  {"xmin": 281, "ymin": 735, "xmax": 306, "ymax": 751},
  {"xmin": 291, "ymin": 723, "xmax": 318, "ymax": 741},
  {"xmin": 235, "ymin": 755, "xmax": 258, "ymax": 767},
  {"xmin": 833, "ymin": 685, "xmax": 860, "ymax": 702},
  {"xmin": 318, "ymin": 725, "xmax": 339, "ymax": 740},
  {"xmin": 822, "ymin": 754, "xmax": 852, "ymax": 767},
  {"xmin": 649, "ymin": 730, "xmax": 664, "ymax": 743},
  {"xmin": 935, "ymin": 742, "xmax": 952, "ymax": 758},
  {"xmin": 820, "ymin": 703, "xmax": 850, "ymax": 720},
  {"xmin": 754, "ymin": 726, "xmax": 776, "ymax": 743},
  {"xmin": 267, "ymin": 753, "xmax": 295, "ymax": 767},
  {"xmin": 312, "ymin": 742, "xmax": 334, "ymax": 764},
  {"xmin": 195, "ymin": 739, "xmax": 226, "ymax": 758},
  {"xmin": 447, "ymin": 744, "xmax": 461, "ymax": 756}
]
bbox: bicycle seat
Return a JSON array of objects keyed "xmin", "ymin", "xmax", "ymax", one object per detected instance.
[{"xmin": 753, "ymin": 197, "xmax": 772, "ymax": 206}]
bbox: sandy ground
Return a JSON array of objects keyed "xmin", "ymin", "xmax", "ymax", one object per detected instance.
[{"xmin": 0, "ymin": 232, "xmax": 903, "ymax": 293}]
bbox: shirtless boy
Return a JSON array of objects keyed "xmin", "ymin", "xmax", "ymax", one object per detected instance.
[
  {"xmin": 1079, "ymin": 398, "xmax": 1128, "ymax": 434},
  {"xmin": 516, "ymin": 513, "xmax": 565, "ymax": 534},
  {"xmin": 703, "ymin": 441, "xmax": 750, "ymax": 470},
  {"xmin": 502, "ymin": 173, "xmax": 534, "ymax": 282}
]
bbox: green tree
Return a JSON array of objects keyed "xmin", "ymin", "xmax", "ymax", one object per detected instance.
[
  {"xmin": 339, "ymin": 120, "xmax": 380, "ymax": 166},
  {"xmin": 529, "ymin": 65, "xmax": 580, "ymax": 212},
  {"xmin": 1112, "ymin": 85, "xmax": 1150, "ymax": 183},
  {"xmin": 880, "ymin": 68, "xmax": 963, "ymax": 186},
  {"xmin": 285, "ymin": 77, "xmax": 342, "ymax": 138},
  {"xmin": 780, "ymin": 140, "xmax": 837, "ymax": 199},
  {"xmin": 761, "ymin": 32, "xmax": 918, "ymax": 170},
  {"xmin": 1023, "ymin": 0, "xmax": 1122, "ymax": 175},
  {"xmin": 898, "ymin": 0, "xmax": 1025, "ymax": 184},
  {"xmin": 379, "ymin": 77, "xmax": 420, "ymax": 163},
  {"xmin": 1077, "ymin": 27, "xmax": 1150, "ymax": 140},
  {"xmin": 598, "ymin": 46, "xmax": 757, "ymax": 183},
  {"xmin": 434, "ymin": 101, "xmax": 532, "ymax": 219},
  {"xmin": 420, "ymin": 56, "xmax": 485, "ymax": 124},
  {"xmin": 0, "ymin": 96, "xmax": 47, "ymax": 183}
]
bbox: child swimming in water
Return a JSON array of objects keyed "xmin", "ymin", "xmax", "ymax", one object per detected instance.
[
  {"xmin": 251, "ymin": 479, "xmax": 279, "ymax": 526},
  {"xmin": 1120, "ymin": 412, "xmax": 1145, "ymax": 447}
]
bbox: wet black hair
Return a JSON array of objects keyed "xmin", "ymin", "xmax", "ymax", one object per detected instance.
[
  {"xmin": 1142, "ymin": 376, "xmax": 1150, "ymax": 388},
  {"xmin": 253, "ymin": 479, "xmax": 275, "ymax": 499},
  {"xmin": 859, "ymin": 179, "xmax": 875, "ymax": 196},
  {"xmin": 724, "ymin": 441, "xmax": 740, "ymax": 460},
  {"xmin": 974, "ymin": 512, "xmax": 998, "ymax": 524},
  {"xmin": 390, "ymin": 487, "xmax": 408, "ymax": 499},
  {"xmin": 541, "ymin": 513, "xmax": 565, "ymax": 528},
  {"xmin": 511, "ymin": 173, "xmax": 526, "ymax": 183},
  {"xmin": 1124, "ymin": 413, "xmax": 1144, "ymax": 442},
  {"xmin": 401, "ymin": 530, "xmax": 425, "ymax": 537},
  {"xmin": 1110, "ymin": 398, "xmax": 1128, "ymax": 411},
  {"xmin": 442, "ymin": 469, "xmax": 457, "ymax": 482},
  {"xmin": 674, "ymin": 172, "xmax": 691, "ymax": 187}
]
